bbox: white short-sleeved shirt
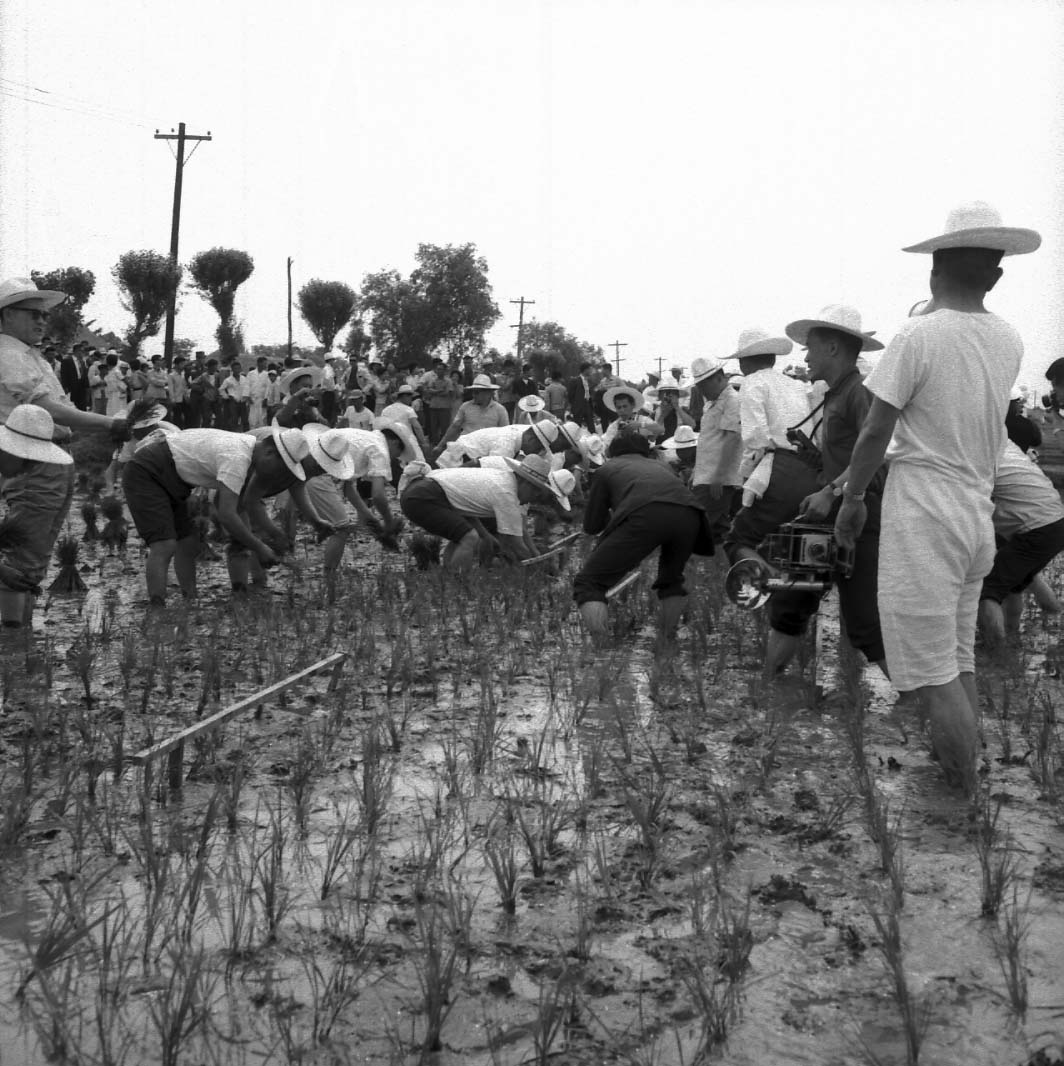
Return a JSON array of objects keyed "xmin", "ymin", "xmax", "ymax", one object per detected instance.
[
  {"xmin": 451, "ymin": 400, "xmax": 509, "ymax": 433},
  {"xmin": 167, "ymin": 429, "xmax": 256, "ymax": 494},
  {"xmin": 865, "ymin": 310, "xmax": 1022, "ymax": 493},
  {"xmin": 992, "ymin": 440, "xmax": 1064, "ymax": 538},
  {"xmin": 118, "ymin": 421, "xmax": 180, "ymax": 462},
  {"xmin": 738, "ymin": 367, "xmax": 811, "ymax": 455},
  {"xmin": 0, "ymin": 334, "xmax": 73, "ymax": 421},
  {"xmin": 378, "ymin": 402, "xmax": 420, "ymax": 430},
  {"xmin": 343, "ymin": 405, "xmax": 376, "ymax": 431},
  {"xmin": 428, "ymin": 467, "xmax": 525, "ymax": 536},
  {"xmin": 333, "ymin": 428, "xmax": 392, "ymax": 480},
  {"xmin": 693, "ymin": 385, "xmax": 742, "ymax": 487},
  {"xmin": 450, "ymin": 424, "xmax": 525, "ymax": 458}
]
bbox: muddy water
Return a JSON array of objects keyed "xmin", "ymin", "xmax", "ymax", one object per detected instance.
[{"xmin": 0, "ymin": 539, "xmax": 1062, "ymax": 1065}]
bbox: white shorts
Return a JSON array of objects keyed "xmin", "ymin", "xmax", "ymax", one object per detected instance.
[{"xmin": 877, "ymin": 468, "xmax": 994, "ymax": 691}]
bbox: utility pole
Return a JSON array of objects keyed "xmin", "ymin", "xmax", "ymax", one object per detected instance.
[
  {"xmin": 287, "ymin": 258, "xmax": 294, "ymax": 360},
  {"xmin": 608, "ymin": 340, "xmax": 628, "ymax": 377},
  {"xmin": 509, "ymin": 296, "xmax": 535, "ymax": 361},
  {"xmin": 655, "ymin": 356, "xmax": 665, "ymax": 378},
  {"xmin": 155, "ymin": 122, "xmax": 212, "ymax": 364}
]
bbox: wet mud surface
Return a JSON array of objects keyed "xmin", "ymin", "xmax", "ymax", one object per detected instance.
[{"xmin": 0, "ymin": 499, "xmax": 1062, "ymax": 1065}]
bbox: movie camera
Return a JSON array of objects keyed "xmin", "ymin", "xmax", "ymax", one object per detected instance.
[{"xmin": 725, "ymin": 521, "xmax": 855, "ymax": 610}]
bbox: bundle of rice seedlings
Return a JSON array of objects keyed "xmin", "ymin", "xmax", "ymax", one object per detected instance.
[
  {"xmin": 48, "ymin": 535, "xmax": 87, "ymax": 594},
  {"xmin": 68, "ymin": 427, "xmax": 116, "ymax": 480},
  {"xmin": 99, "ymin": 496, "xmax": 128, "ymax": 553},
  {"xmin": 81, "ymin": 500, "xmax": 99, "ymax": 542},
  {"xmin": 408, "ymin": 532, "xmax": 441, "ymax": 569}
]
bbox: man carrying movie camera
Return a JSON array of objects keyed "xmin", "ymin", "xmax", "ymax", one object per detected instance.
[
  {"xmin": 834, "ymin": 201, "xmax": 1040, "ymax": 793},
  {"xmin": 0, "ymin": 277, "xmax": 132, "ymax": 628}
]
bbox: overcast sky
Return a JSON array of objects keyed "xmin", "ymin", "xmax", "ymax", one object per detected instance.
[{"xmin": 1, "ymin": 0, "xmax": 1061, "ymax": 388}]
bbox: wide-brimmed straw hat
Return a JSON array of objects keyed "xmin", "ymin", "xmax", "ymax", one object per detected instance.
[
  {"xmin": 733, "ymin": 327, "xmax": 792, "ymax": 360},
  {"xmin": 279, "ymin": 365, "xmax": 324, "ymax": 396},
  {"xmin": 581, "ymin": 434, "xmax": 606, "ymax": 466},
  {"xmin": 902, "ymin": 200, "xmax": 1041, "ymax": 256},
  {"xmin": 785, "ymin": 304, "xmax": 885, "ymax": 352},
  {"xmin": 660, "ymin": 425, "xmax": 698, "ymax": 450},
  {"xmin": 270, "ymin": 421, "xmax": 309, "ymax": 480},
  {"xmin": 557, "ymin": 421, "xmax": 584, "ymax": 450},
  {"xmin": 603, "ymin": 385, "xmax": 644, "ymax": 412},
  {"xmin": 395, "ymin": 383, "xmax": 415, "ymax": 396},
  {"xmin": 0, "ymin": 277, "xmax": 67, "ymax": 313},
  {"xmin": 470, "ymin": 374, "xmax": 497, "ymax": 391},
  {"xmin": 0, "ymin": 405, "xmax": 72, "ymax": 465},
  {"xmin": 527, "ymin": 418, "xmax": 559, "ymax": 453},
  {"xmin": 301, "ymin": 423, "xmax": 356, "ymax": 480},
  {"xmin": 689, "ymin": 356, "xmax": 730, "ymax": 384},
  {"xmin": 517, "ymin": 394, "xmax": 545, "ymax": 413},
  {"xmin": 374, "ymin": 418, "xmax": 423, "ymax": 463},
  {"xmin": 504, "ymin": 454, "xmax": 575, "ymax": 511}
]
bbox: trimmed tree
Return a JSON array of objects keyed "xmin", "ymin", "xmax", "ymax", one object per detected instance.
[
  {"xmin": 30, "ymin": 267, "xmax": 96, "ymax": 347},
  {"xmin": 521, "ymin": 320, "xmax": 605, "ymax": 380},
  {"xmin": 188, "ymin": 247, "xmax": 255, "ymax": 364},
  {"xmin": 112, "ymin": 251, "xmax": 183, "ymax": 357},
  {"xmin": 297, "ymin": 279, "xmax": 357, "ymax": 354}
]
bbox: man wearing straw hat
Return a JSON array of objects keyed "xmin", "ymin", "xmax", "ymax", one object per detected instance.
[
  {"xmin": 400, "ymin": 453, "xmax": 575, "ymax": 570},
  {"xmin": 436, "ymin": 418, "xmax": 561, "ymax": 469},
  {"xmin": 763, "ymin": 304, "xmax": 889, "ymax": 679},
  {"xmin": 834, "ymin": 201, "xmax": 1040, "ymax": 791},
  {"xmin": 0, "ymin": 405, "xmax": 75, "ymax": 631},
  {"xmin": 689, "ymin": 356, "xmax": 743, "ymax": 539},
  {"xmin": 601, "ymin": 384, "xmax": 662, "ymax": 447},
  {"xmin": 430, "ymin": 373, "xmax": 509, "ymax": 460}
]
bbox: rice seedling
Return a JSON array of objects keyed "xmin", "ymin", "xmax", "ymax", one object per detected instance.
[
  {"xmin": 286, "ymin": 728, "xmax": 320, "ymax": 835},
  {"xmin": 65, "ymin": 629, "xmax": 97, "ymax": 707},
  {"xmin": 1031, "ymin": 689, "xmax": 1059, "ymax": 800},
  {"xmin": 866, "ymin": 894, "xmax": 931, "ymax": 1065},
  {"xmin": 147, "ymin": 944, "xmax": 220, "ymax": 1066},
  {"xmin": 80, "ymin": 499, "xmax": 99, "ymax": 542},
  {"xmin": 117, "ymin": 627, "xmax": 138, "ymax": 694},
  {"xmin": 98, "ymin": 495, "xmax": 128, "ymax": 553},
  {"xmin": 317, "ymin": 800, "xmax": 361, "ymax": 901},
  {"xmin": 252, "ymin": 796, "xmax": 294, "ymax": 944},
  {"xmin": 302, "ymin": 942, "xmax": 373, "ymax": 1047},
  {"xmin": 616, "ymin": 752, "xmax": 674, "ymax": 889},
  {"xmin": 530, "ymin": 971, "xmax": 578, "ymax": 1066},
  {"xmin": 971, "ymin": 790, "xmax": 1020, "ymax": 918},
  {"xmin": 48, "ymin": 534, "xmax": 87, "ymax": 594},
  {"xmin": 358, "ymin": 725, "xmax": 395, "ymax": 839},
  {"xmin": 482, "ymin": 806, "xmax": 521, "ymax": 914},
  {"xmin": 992, "ymin": 882, "xmax": 1031, "ymax": 1020},
  {"xmin": 507, "ymin": 782, "xmax": 577, "ymax": 879},
  {"xmin": 863, "ymin": 788, "xmax": 906, "ymax": 910}
]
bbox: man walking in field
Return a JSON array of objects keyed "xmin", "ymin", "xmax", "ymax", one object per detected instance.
[{"xmin": 835, "ymin": 202, "xmax": 1040, "ymax": 792}]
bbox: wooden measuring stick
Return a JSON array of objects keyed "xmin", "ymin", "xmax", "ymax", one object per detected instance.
[
  {"xmin": 605, "ymin": 570, "xmax": 642, "ymax": 600},
  {"xmin": 519, "ymin": 530, "xmax": 582, "ymax": 567}
]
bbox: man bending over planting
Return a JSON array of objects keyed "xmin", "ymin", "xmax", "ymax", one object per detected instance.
[
  {"xmin": 574, "ymin": 429, "xmax": 714, "ymax": 641},
  {"xmin": 400, "ymin": 454, "xmax": 575, "ymax": 570},
  {"xmin": 122, "ymin": 424, "xmax": 327, "ymax": 605}
]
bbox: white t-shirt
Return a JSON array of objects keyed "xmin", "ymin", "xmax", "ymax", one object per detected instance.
[
  {"xmin": 167, "ymin": 429, "xmax": 256, "ymax": 494},
  {"xmin": 866, "ymin": 310, "xmax": 1023, "ymax": 493},
  {"xmin": 332, "ymin": 428, "xmax": 391, "ymax": 480},
  {"xmin": 428, "ymin": 467, "xmax": 525, "ymax": 536},
  {"xmin": 378, "ymin": 402, "xmax": 420, "ymax": 430},
  {"xmin": 739, "ymin": 367, "xmax": 811, "ymax": 455},
  {"xmin": 992, "ymin": 440, "xmax": 1064, "ymax": 538},
  {"xmin": 343, "ymin": 405, "xmax": 376, "ymax": 431},
  {"xmin": 448, "ymin": 424, "xmax": 525, "ymax": 459}
]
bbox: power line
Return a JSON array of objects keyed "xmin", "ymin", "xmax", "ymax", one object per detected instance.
[
  {"xmin": 608, "ymin": 340, "xmax": 627, "ymax": 376},
  {"xmin": 0, "ymin": 80, "xmax": 153, "ymax": 129}
]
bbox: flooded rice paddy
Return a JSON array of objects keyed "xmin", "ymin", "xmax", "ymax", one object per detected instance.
[{"xmin": 0, "ymin": 513, "xmax": 1062, "ymax": 1066}]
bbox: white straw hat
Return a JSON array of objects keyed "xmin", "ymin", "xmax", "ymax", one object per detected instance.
[
  {"xmin": 581, "ymin": 434, "xmax": 606, "ymax": 466},
  {"xmin": 470, "ymin": 374, "xmax": 497, "ymax": 391},
  {"xmin": 279, "ymin": 365, "xmax": 324, "ymax": 396},
  {"xmin": 527, "ymin": 418, "xmax": 559, "ymax": 453},
  {"xmin": 603, "ymin": 385, "xmax": 645, "ymax": 412},
  {"xmin": 0, "ymin": 405, "xmax": 72, "ymax": 465},
  {"xmin": 504, "ymin": 453, "xmax": 574, "ymax": 511},
  {"xmin": 733, "ymin": 327, "xmax": 792, "ymax": 359},
  {"xmin": 689, "ymin": 356, "xmax": 730, "ymax": 384},
  {"xmin": 270, "ymin": 421, "xmax": 309, "ymax": 480},
  {"xmin": 301, "ymin": 423, "xmax": 356, "ymax": 480},
  {"xmin": 660, "ymin": 425, "xmax": 698, "ymax": 449},
  {"xmin": 785, "ymin": 304, "xmax": 885, "ymax": 352},
  {"xmin": 557, "ymin": 421, "xmax": 585, "ymax": 450},
  {"xmin": 0, "ymin": 277, "xmax": 67, "ymax": 312},
  {"xmin": 902, "ymin": 200, "xmax": 1041, "ymax": 256},
  {"xmin": 517, "ymin": 394, "xmax": 545, "ymax": 413}
]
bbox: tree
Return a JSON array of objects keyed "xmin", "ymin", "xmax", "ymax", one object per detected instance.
[
  {"xmin": 250, "ymin": 342, "xmax": 316, "ymax": 366},
  {"xmin": 520, "ymin": 320, "xmax": 604, "ymax": 380},
  {"xmin": 410, "ymin": 243, "xmax": 499, "ymax": 360},
  {"xmin": 188, "ymin": 247, "xmax": 254, "ymax": 364},
  {"xmin": 30, "ymin": 266, "xmax": 95, "ymax": 347},
  {"xmin": 342, "ymin": 317, "xmax": 372, "ymax": 363},
  {"xmin": 297, "ymin": 279, "xmax": 357, "ymax": 354},
  {"xmin": 112, "ymin": 251, "xmax": 183, "ymax": 358},
  {"xmin": 359, "ymin": 270, "xmax": 435, "ymax": 366}
]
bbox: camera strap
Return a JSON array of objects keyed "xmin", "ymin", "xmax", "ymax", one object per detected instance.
[{"xmin": 788, "ymin": 399, "xmax": 825, "ymax": 443}]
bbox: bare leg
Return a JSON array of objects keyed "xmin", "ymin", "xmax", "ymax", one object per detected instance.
[
  {"xmin": 659, "ymin": 595, "xmax": 686, "ymax": 637},
  {"xmin": 446, "ymin": 531, "xmax": 480, "ymax": 572},
  {"xmin": 228, "ymin": 549, "xmax": 251, "ymax": 592},
  {"xmin": 173, "ymin": 535, "xmax": 199, "ymax": 599},
  {"xmin": 921, "ymin": 675, "xmax": 979, "ymax": 793},
  {"xmin": 978, "ymin": 599, "xmax": 1006, "ymax": 651},
  {"xmin": 1002, "ymin": 593, "xmax": 1024, "ymax": 637},
  {"xmin": 1030, "ymin": 572, "xmax": 1060, "ymax": 612},
  {"xmin": 764, "ymin": 629, "xmax": 800, "ymax": 678},
  {"xmin": 579, "ymin": 600, "xmax": 609, "ymax": 638},
  {"xmin": 145, "ymin": 539, "xmax": 177, "ymax": 604}
]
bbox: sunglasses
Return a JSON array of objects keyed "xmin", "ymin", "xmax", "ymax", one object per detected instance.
[{"xmin": 12, "ymin": 307, "xmax": 50, "ymax": 322}]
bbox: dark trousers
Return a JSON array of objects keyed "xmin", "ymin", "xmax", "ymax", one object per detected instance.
[
  {"xmin": 692, "ymin": 484, "xmax": 740, "ymax": 543},
  {"xmin": 427, "ymin": 407, "xmax": 452, "ymax": 445},
  {"xmin": 574, "ymin": 503, "xmax": 701, "ymax": 604},
  {"xmin": 981, "ymin": 517, "xmax": 1064, "ymax": 603}
]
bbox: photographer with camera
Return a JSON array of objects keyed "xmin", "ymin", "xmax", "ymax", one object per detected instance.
[{"xmin": 782, "ymin": 305, "xmax": 889, "ymax": 678}]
